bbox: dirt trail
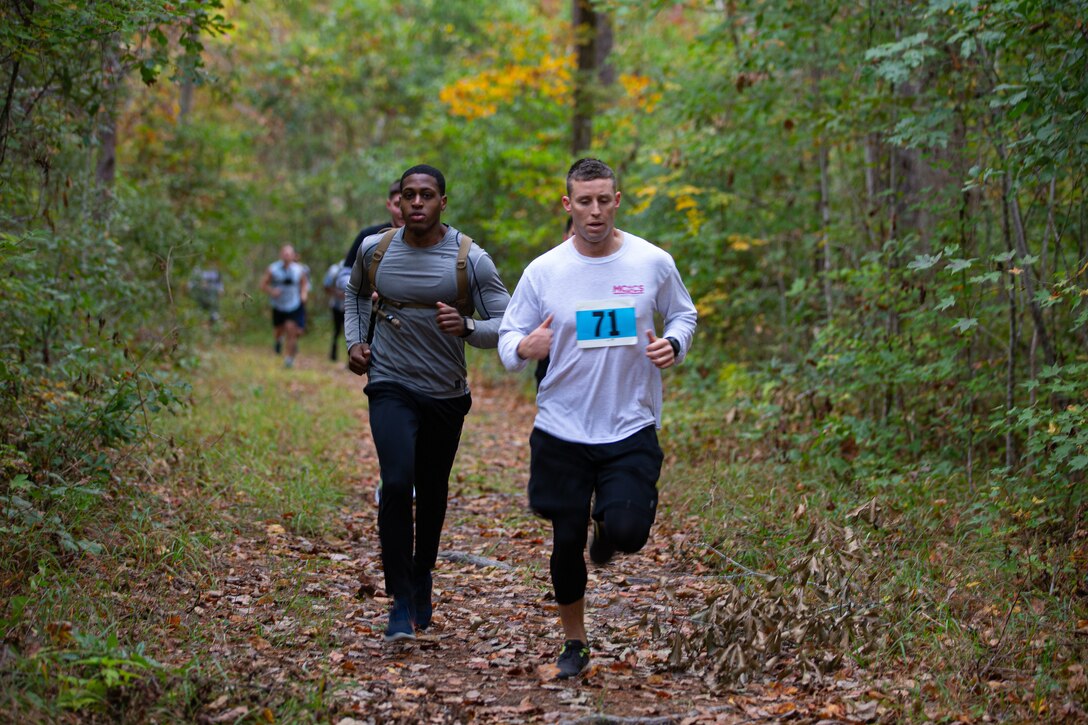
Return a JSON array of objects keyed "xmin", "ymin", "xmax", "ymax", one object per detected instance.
[{"xmin": 192, "ymin": 364, "xmax": 882, "ymax": 724}]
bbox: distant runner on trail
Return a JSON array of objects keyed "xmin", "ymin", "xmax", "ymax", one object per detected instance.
[
  {"xmin": 323, "ymin": 259, "xmax": 346, "ymax": 361},
  {"xmin": 343, "ymin": 179, "xmax": 405, "ymax": 271},
  {"xmin": 188, "ymin": 265, "xmax": 224, "ymax": 324},
  {"xmin": 344, "ymin": 164, "xmax": 511, "ymax": 643},
  {"xmin": 260, "ymin": 244, "xmax": 309, "ymax": 369},
  {"xmin": 498, "ymin": 158, "xmax": 698, "ymax": 679}
]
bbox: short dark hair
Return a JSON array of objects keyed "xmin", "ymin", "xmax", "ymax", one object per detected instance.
[
  {"xmin": 566, "ymin": 158, "xmax": 616, "ymax": 195},
  {"xmin": 387, "ymin": 180, "xmax": 401, "ymax": 197},
  {"xmin": 400, "ymin": 164, "xmax": 446, "ymax": 196}
]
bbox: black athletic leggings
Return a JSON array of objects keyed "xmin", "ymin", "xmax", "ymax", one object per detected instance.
[
  {"xmin": 329, "ymin": 308, "xmax": 345, "ymax": 360},
  {"xmin": 366, "ymin": 382, "xmax": 471, "ymax": 601},
  {"xmin": 528, "ymin": 426, "xmax": 662, "ymax": 605}
]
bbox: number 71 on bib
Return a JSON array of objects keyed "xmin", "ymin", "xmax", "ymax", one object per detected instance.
[{"xmin": 575, "ymin": 298, "xmax": 638, "ymax": 349}]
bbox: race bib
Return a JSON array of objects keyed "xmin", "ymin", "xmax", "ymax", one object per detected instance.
[{"xmin": 575, "ymin": 299, "xmax": 638, "ymax": 348}]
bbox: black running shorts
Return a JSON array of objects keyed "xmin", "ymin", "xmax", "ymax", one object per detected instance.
[
  {"xmin": 272, "ymin": 304, "xmax": 306, "ymax": 329},
  {"xmin": 527, "ymin": 425, "xmax": 663, "ymax": 523}
]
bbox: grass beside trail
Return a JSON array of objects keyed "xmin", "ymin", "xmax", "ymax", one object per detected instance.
[
  {"xmin": 659, "ymin": 391, "xmax": 1088, "ymax": 722},
  {"xmin": 168, "ymin": 345, "xmax": 367, "ymax": 537},
  {"xmin": 0, "ymin": 335, "xmax": 371, "ymax": 722}
]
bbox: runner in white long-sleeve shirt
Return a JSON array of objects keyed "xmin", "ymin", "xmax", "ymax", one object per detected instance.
[{"xmin": 498, "ymin": 158, "xmax": 697, "ymax": 679}]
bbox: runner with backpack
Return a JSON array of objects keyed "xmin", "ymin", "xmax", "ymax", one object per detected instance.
[{"xmin": 344, "ymin": 164, "xmax": 511, "ymax": 642}]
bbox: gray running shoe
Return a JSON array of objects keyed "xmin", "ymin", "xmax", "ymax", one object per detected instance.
[
  {"xmin": 556, "ymin": 639, "xmax": 590, "ymax": 679},
  {"xmin": 384, "ymin": 598, "xmax": 416, "ymax": 643}
]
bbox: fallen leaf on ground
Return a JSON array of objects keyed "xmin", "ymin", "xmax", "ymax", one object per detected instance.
[{"xmin": 210, "ymin": 706, "xmax": 249, "ymax": 723}]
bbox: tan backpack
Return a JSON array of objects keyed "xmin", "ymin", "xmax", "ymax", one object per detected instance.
[{"xmin": 367, "ymin": 228, "xmax": 474, "ymax": 316}]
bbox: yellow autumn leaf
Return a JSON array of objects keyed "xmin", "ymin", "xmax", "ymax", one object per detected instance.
[
  {"xmin": 674, "ymin": 195, "xmax": 697, "ymax": 211},
  {"xmin": 686, "ymin": 208, "xmax": 705, "ymax": 235}
]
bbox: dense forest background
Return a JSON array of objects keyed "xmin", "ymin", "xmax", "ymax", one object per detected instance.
[{"xmin": 2, "ymin": 0, "xmax": 1086, "ymax": 721}]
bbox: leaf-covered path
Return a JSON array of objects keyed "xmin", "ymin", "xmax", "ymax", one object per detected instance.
[{"xmin": 186, "ymin": 353, "xmax": 889, "ymax": 724}]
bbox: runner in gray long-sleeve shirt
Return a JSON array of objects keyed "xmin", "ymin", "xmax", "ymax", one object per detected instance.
[
  {"xmin": 345, "ymin": 227, "xmax": 509, "ymax": 397},
  {"xmin": 344, "ymin": 164, "xmax": 510, "ymax": 642}
]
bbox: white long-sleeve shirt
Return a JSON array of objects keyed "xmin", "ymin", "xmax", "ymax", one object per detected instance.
[{"xmin": 499, "ymin": 231, "xmax": 697, "ymax": 444}]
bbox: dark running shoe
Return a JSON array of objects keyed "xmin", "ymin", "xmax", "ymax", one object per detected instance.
[
  {"xmin": 588, "ymin": 519, "xmax": 616, "ymax": 566},
  {"xmin": 556, "ymin": 639, "xmax": 590, "ymax": 679},
  {"xmin": 414, "ymin": 570, "xmax": 433, "ymax": 631},
  {"xmin": 383, "ymin": 598, "xmax": 416, "ymax": 643}
]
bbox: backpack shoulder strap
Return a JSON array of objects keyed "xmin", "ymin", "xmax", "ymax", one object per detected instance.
[
  {"xmin": 453, "ymin": 232, "xmax": 474, "ymax": 316},
  {"xmin": 366, "ymin": 227, "xmax": 396, "ymax": 294},
  {"xmin": 366, "ymin": 228, "xmax": 475, "ymax": 315}
]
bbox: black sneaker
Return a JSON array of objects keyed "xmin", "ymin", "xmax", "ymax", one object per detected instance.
[
  {"xmin": 588, "ymin": 520, "xmax": 616, "ymax": 566},
  {"xmin": 414, "ymin": 570, "xmax": 433, "ymax": 631},
  {"xmin": 556, "ymin": 639, "xmax": 590, "ymax": 679},
  {"xmin": 383, "ymin": 597, "xmax": 416, "ymax": 642}
]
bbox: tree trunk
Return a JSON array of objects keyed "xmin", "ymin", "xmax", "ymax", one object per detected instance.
[
  {"xmin": 1002, "ymin": 191, "xmax": 1017, "ymax": 469},
  {"xmin": 178, "ymin": 18, "xmax": 202, "ymax": 123},
  {"xmin": 807, "ymin": 35, "xmax": 834, "ymax": 321},
  {"xmin": 571, "ymin": 0, "xmax": 612, "ymax": 155},
  {"xmin": 94, "ymin": 38, "xmax": 120, "ymax": 220},
  {"xmin": 1003, "ymin": 161, "xmax": 1057, "ymax": 367},
  {"xmin": 595, "ymin": 10, "xmax": 614, "ymax": 86},
  {"xmin": 863, "ymin": 133, "xmax": 883, "ymax": 248},
  {"xmin": 0, "ymin": 60, "xmax": 19, "ymax": 168},
  {"xmin": 818, "ymin": 141, "xmax": 833, "ymax": 319},
  {"xmin": 179, "ymin": 78, "xmax": 194, "ymax": 122},
  {"xmin": 94, "ymin": 117, "xmax": 116, "ymax": 220}
]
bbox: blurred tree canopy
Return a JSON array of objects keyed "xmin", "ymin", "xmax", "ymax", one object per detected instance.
[{"xmin": 2, "ymin": 0, "xmax": 1087, "ymax": 529}]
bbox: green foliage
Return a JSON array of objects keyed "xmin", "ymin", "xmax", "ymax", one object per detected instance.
[
  {"xmin": 207, "ymin": 0, "xmax": 568, "ymax": 285},
  {"xmin": 588, "ymin": 0, "xmax": 1087, "ymax": 500},
  {"xmin": 53, "ymin": 632, "xmax": 166, "ymax": 712},
  {"xmin": 0, "ymin": 225, "xmax": 190, "ymax": 576},
  {"xmin": 0, "ymin": 0, "xmax": 228, "ymax": 567},
  {"xmin": 4, "ymin": 627, "xmax": 167, "ymax": 718},
  {"xmin": 1005, "ymin": 363, "xmax": 1088, "ymax": 492},
  {"xmin": 0, "ymin": 0, "xmax": 229, "ymax": 191}
]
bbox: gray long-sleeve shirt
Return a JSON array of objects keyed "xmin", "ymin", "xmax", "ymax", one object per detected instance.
[{"xmin": 345, "ymin": 225, "xmax": 510, "ymax": 398}]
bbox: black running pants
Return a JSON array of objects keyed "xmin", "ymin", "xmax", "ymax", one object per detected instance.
[{"xmin": 365, "ymin": 382, "xmax": 471, "ymax": 602}]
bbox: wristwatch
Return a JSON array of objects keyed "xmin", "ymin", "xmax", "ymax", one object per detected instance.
[
  {"xmin": 460, "ymin": 316, "xmax": 476, "ymax": 337},
  {"xmin": 666, "ymin": 337, "xmax": 681, "ymax": 357}
]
